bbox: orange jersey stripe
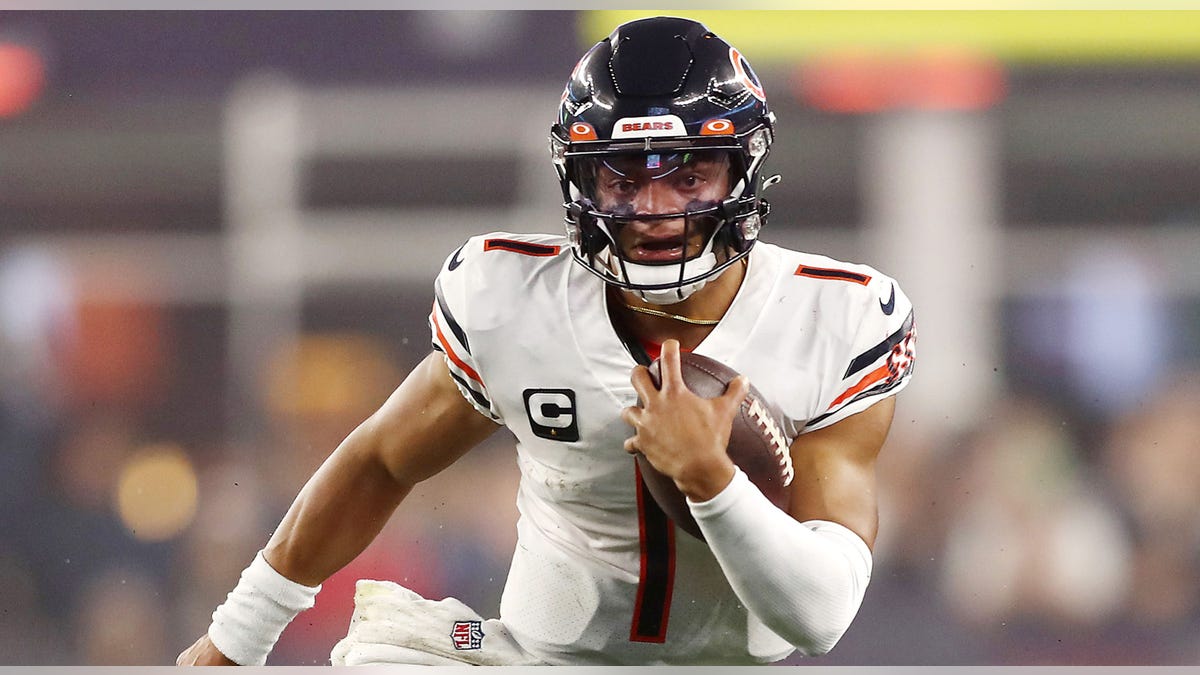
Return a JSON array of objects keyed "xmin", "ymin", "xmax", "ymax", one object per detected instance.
[
  {"xmin": 637, "ymin": 339, "xmax": 693, "ymax": 363},
  {"xmin": 827, "ymin": 362, "xmax": 891, "ymax": 411},
  {"xmin": 794, "ymin": 265, "xmax": 872, "ymax": 285},
  {"xmin": 483, "ymin": 239, "xmax": 561, "ymax": 257},
  {"xmin": 431, "ymin": 307, "xmax": 483, "ymax": 385}
]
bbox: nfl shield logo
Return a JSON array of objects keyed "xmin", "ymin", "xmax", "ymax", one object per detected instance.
[{"xmin": 451, "ymin": 620, "xmax": 484, "ymax": 650}]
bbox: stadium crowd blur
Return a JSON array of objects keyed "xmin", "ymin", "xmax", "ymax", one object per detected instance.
[{"xmin": 1, "ymin": 11, "xmax": 1199, "ymax": 665}]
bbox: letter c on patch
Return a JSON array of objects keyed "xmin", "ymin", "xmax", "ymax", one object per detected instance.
[{"xmin": 523, "ymin": 388, "xmax": 580, "ymax": 442}]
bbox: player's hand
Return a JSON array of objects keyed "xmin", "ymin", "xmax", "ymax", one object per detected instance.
[
  {"xmin": 621, "ymin": 339, "xmax": 746, "ymax": 501},
  {"xmin": 176, "ymin": 634, "xmax": 237, "ymax": 666}
]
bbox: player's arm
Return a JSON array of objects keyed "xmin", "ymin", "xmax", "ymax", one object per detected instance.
[
  {"xmin": 681, "ymin": 274, "xmax": 912, "ymax": 655},
  {"xmin": 176, "ymin": 351, "xmax": 499, "ymax": 666},
  {"xmin": 625, "ymin": 339, "xmax": 897, "ymax": 656},
  {"xmin": 786, "ymin": 394, "xmax": 893, "ymax": 547},
  {"xmin": 685, "ymin": 388, "xmax": 895, "ymax": 657}
]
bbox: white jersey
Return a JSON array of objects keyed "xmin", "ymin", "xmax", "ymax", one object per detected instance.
[{"xmin": 428, "ymin": 232, "xmax": 915, "ymax": 665}]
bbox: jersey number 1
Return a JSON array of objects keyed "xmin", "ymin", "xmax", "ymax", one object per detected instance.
[{"xmin": 630, "ymin": 462, "xmax": 676, "ymax": 643}]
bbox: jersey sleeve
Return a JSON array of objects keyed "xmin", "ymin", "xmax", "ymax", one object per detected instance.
[
  {"xmin": 429, "ymin": 237, "xmax": 504, "ymax": 424},
  {"xmin": 804, "ymin": 273, "xmax": 916, "ymax": 432}
]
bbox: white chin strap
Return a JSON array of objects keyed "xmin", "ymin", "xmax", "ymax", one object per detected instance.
[{"xmin": 622, "ymin": 251, "xmax": 718, "ymax": 305}]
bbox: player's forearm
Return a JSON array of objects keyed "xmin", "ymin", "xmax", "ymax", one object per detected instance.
[
  {"xmin": 688, "ymin": 468, "xmax": 872, "ymax": 656},
  {"xmin": 263, "ymin": 422, "xmax": 413, "ymax": 587},
  {"xmin": 206, "ymin": 424, "xmax": 412, "ymax": 665}
]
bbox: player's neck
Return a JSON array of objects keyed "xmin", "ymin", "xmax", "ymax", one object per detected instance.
[{"xmin": 611, "ymin": 258, "xmax": 746, "ymax": 351}]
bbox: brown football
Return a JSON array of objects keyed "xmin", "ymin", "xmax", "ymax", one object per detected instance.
[{"xmin": 636, "ymin": 351, "xmax": 794, "ymax": 540}]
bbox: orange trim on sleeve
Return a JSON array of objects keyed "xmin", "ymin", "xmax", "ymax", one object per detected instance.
[
  {"xmin": 826, "ymin": 363, "xmax": 891, "ymax": 411},
  {"xmin": 431, "ymin": 306, "xmax": 483, "ymax": 385}
]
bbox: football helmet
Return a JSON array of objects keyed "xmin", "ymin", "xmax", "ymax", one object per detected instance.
[{"xmin": 550, "ymin": 16, "xmax": 776, "ymax": 304}]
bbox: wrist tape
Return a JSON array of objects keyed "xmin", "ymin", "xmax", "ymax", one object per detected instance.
[{"xmin": 208, "ymin": 550, "xmax": 321, "ymax": 665}]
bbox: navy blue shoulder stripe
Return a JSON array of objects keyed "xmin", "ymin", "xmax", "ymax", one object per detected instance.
[
  {"xmin": 795, "ymin": 265, "xmax": 871, "ymax": 285},
  {"xmin": 484, "ymin": 238, "xmax": 561, "ymax": 257},
  {"xmin": 804, "ymin": 376, "xmax": 908, "ymax": 429},
  {"xmin": 843, "ymin": 310, "xmax": 914, "ymax": 380},
  {"xmin": 432, "ymin": 343, "xmax": 493, "ymax": 412},
  {"xmin": 434, "ymin": 280, "xmax": 471, "ymax": 355}
]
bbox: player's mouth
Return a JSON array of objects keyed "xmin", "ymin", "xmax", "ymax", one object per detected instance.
[{"xmin": 628, "ymin": 235, "xmax": 689, "ymax": 263}]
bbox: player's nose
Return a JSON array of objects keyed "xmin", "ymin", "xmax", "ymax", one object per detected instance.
[{"xmin": 631, "ymin": 181, "xmax": 685, "ymax": 220}]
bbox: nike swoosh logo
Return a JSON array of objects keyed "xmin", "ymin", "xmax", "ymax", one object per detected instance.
[
  {"xmin": 880, "ymin": 284, "xmax": 895, "ymax": 315},
  {"xmin": 447, "ymin": 245, "xmax": 465, "ymax": 271}
]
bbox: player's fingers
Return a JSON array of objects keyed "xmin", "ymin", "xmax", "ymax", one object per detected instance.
[
  {"xmin": 629, "ymin": 365, "xmax": 655, "ymax": 401},
  {"xmin": 176, "ymin": 638, "xmax": 199, "ymax": 666},
  {"xmin": 623, "ymin": 437, "xmax": 640, "ymax": 455},
  {"xmin": 658, "ymin": 339, "xmax": 684, "ymax": 392},
  {"xmin": 619, "ymin": 405, "xmax": 642, "ymax": 427},
  {"xmin": 176, "ymin": 635, "xmax": 236, "ymax": 667},
  {"xmin": 721, "ymin": 375, "xmax": 751, "ymax": 413}
]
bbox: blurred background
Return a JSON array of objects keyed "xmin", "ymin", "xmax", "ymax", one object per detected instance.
[{"xmin": 0, "ymin": 9, "xmax": 1198, "ymax": 665}]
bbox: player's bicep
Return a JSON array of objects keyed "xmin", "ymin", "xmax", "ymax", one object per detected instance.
[
  {"xmin": 360, "ymin": 351, "xmax": 500, "ymax": 488},
  {"xmin": 787, "ymin": 396, "xmax": 895, "ymax": 549}
]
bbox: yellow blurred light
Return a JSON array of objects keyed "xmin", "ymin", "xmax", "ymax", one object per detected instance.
[
  {"xmin": 114, "ymin": 443, "xmax": 199, "ymax": 542},
  {"xmin": 584, "ymin": 11, "xmax": 1200, "ymax": 63},
  {"xmin": 264, "ymin": 332, "xmax": 400, "ymax": 418}
]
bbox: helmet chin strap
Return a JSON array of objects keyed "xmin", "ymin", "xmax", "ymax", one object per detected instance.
[{"xmin": 622, "ymin": 250, "xmax": 718, "ymax": 305}]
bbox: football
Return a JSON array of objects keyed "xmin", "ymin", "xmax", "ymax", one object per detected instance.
[{"xmin": 636, "ymin": 352, "xmax": 794, "ymax": 541}]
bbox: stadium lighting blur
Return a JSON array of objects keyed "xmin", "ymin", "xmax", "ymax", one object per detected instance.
[
  {"xmin": 264, "ymin": 333, "xmax": 400, "ymax": 418},
  {"xmin": 796, "ymin": 47, "xmax": 1006, "ymax": 113},
  {"xmin": 585, "ymin": 11, "xmax": 1200, "ymax": 64},
  {"xmin": 115, "ymin": 443, "xmax": 199, "ymax": 542},
  {"xmin": 0, "ymin": 42, "xmax": 44, "ymax": 118}
]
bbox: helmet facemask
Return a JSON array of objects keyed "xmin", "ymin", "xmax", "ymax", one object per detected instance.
[
  {"xmin": 560, "ymin": 144, "xmax": 767, "ymax": 305},
  {"xmin": 550, "ymin": 16, "xmax": 777, "ymax": 304}
]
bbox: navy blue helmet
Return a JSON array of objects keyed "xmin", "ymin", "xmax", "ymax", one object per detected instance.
[{"xmin": 550, "ymin": 16, "xmax": 776, "ymax": 304}]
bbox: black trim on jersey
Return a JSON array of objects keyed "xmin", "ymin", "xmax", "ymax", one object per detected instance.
[
  {"xmin": 631, "ymin": 463, "xmax": 675, "ymax": 643},
  {"xmin": 843, "ymin": 310, "xmax": 914, "ymax": 380},
  {"xmin": 620, "ymin": 333, "xmax": 653, "ymax": 368},
  {"xmin": 431, "ymin": 343, "xmax": 493, "ymax": 412},
  {"xmin": 796, "ymin": 265, "xmax": 871, "ymax": 285},
  {"xmin": 434, "ymin": 280, "xmax": 472, "ymax": 355},
  {"xmin": 483, "ymin": 238, "xmax": 561, "ymax": 257},
  {"xmin": 605, "ymin": 286, "xmax": 652, "ymax": 367},
  {"xmin": 608, "ymin": 292, "xmax": 675, "ymax": 643}
]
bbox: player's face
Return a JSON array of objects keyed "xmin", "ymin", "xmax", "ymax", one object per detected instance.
[{"xmin": 587, "ymin": 150, "xmax": 732, "ymax": 264}]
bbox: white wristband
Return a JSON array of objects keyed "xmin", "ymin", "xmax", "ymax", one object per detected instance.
[{"xmin": 208, "ymin": 550, "xmax": 321, "ymax": 665}]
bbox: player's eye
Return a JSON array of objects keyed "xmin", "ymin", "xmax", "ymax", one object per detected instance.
[{"xmin": 608, "ymin": 179, "xmax": 637, "ymax": 196}]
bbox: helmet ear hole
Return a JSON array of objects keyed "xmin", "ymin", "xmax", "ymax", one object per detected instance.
[{"xmin": 567, "ymin": 199, "xmax": 610, "ymax": 258}]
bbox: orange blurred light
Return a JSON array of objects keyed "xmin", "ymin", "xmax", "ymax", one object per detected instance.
[
  {"xmin": 795, "ymin": 50, "xmax": 894, "ymax": 114},
  {"xmin": 795, "ymin": 47, "xmax": 1006, "ymax": 114},
  {"xmin": 903, "ymin": 47, "xmax": 1007, "ymax": 111},
  {"xmin": 0, "ymin": 43, "xmax": 45, "ymax": 118}
]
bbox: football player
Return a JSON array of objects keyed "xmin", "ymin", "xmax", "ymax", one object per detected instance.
[{"xmin": 178, "ymin": 15, "xmax": 915, "ymax": 666}]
